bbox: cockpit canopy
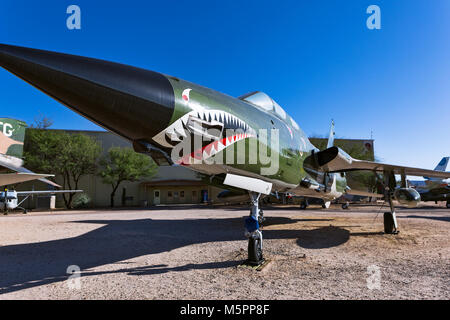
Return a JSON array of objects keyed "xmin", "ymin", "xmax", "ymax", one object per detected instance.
[
  {"xmin": 239, "ymin": 91, "xmax": 300, "ymax": 130},
  {"xmin": 239, "ymin": 91, "xmax": 285, "ymax": 117}
]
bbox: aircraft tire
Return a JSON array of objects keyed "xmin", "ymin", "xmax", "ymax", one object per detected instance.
[
  {"xmin": 342, "ymin": 202, "xmax": 349, "ymax": 210},
  {"xmin": 300, "ymin": 199, "xmax": 308, "ymax": 210},
  {"xmin": 384, "ymin": 212, "xmax": 395, "ymax": 234},
  {"xmin": 248, "ymin": 237, "xmax": 263, "ymax": 265}
]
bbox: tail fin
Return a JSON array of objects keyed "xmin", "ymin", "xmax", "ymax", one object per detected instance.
[
  {"xmin": 424, "ymin": 157, "xmax": 449, "ymax": 180},
  {"xmin": 0, "ymin": 118, "xmax": 27, "ymax": 159},
  {"xmin": 327, "ymin": 120, "xmax": 335, "ymax": 149},
  {"xmin": 434, "ymin": 157, "xmax": 449, "ymax": 171}
]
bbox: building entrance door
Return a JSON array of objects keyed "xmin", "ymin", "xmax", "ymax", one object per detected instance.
[
  {"xmin": 173, "ymin": 191, "xmax": 180, "ymax": 204},
  {"xmin": 153, "ymin": 190, "xmax": 161, "ymax": 205}
]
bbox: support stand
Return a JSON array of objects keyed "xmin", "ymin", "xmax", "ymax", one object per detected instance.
[{"xmin": 384, "ymin": 172, "xmax": 399, "ymax": 234}]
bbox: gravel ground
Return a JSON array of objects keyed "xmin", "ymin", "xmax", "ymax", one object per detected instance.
[{"xmin": 0, "ymin": 203, "xmax": 449, "ymax": 300}]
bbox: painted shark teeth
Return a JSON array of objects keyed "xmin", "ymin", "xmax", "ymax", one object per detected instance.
[
  {"xmin": 177, "ymin": 131, "xmax": 254, "ymax": 165},
  {"xmin": 152, "ymin": 109, "xmax": 256, "ymax": 149}
]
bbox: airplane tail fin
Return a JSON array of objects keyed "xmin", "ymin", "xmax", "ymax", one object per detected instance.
[
  {"xmin": 424, "ymin": 157, "xmax": 449, "ymax": 180},
  {"xmin": 0, "ymin": 118, "xmax": 27, "ymax": 159},
  {"xmin": 433, "ymin": 157, "xmax": 449, "ymax": 172},
  {"xmin": 327, "ymin": 120, "xmax": 335, "ymax": 149}
]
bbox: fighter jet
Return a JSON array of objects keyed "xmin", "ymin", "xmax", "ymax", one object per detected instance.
[
  {"xmin": 1, "ymin": 44, "xmax": 449, "ymax": 265},
  {"xmin": 408, "ymin": 157, "xmax": 450, "ymax": 208}
]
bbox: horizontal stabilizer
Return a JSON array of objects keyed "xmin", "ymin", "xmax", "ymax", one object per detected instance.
[
  {"xmin": 345, "ymin": 188, "xmax": 384, "ymax": 198},
  {"xmin": 0, "ymin": 153, "xmax": 61, "ymax": 187},
  {"xmin": 0, "ymin": 173, "xmax": 53, "ymax": 187}
]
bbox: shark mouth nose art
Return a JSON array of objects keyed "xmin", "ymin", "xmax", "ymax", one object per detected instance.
[{"xmin": 152, "ymin": 109, "xmax": 257, "ymax": 164}]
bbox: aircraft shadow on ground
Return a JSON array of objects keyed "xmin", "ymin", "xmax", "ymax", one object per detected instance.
[{"xmin": 0, "ymin": 215, "xmax": 379, "ymax": 294}]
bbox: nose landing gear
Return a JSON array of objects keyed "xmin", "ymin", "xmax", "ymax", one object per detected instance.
[{"xmin": 244, "ymin": 192, "xmax": 264, "ymax": 266}]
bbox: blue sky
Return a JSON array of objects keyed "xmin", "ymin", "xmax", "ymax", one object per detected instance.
[{"xmin": 0, "ymin": 0, "xmax": 449, "ymax": 170}]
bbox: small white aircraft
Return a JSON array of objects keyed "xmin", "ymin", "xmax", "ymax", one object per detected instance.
[
  {"xmin": 0, "ymin": 187, "xmax": 82, "ymax": 214},
  {"xmin": 0, "ymin": 156, "xmax": 82, "ymax": 214}
]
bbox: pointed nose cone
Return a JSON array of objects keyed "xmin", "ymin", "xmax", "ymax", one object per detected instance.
[{"xmin": 0, "ymin": 44, "xmax": 175, "ymax": 142}]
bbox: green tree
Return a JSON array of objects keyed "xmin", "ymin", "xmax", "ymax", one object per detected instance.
[
  {"xmin": 24, "ymin": 129, "xmax": 101, "ymax": 208},
  {"xmin": 98, "ymin": 147, "xmax": 157, "ymax": 207}
]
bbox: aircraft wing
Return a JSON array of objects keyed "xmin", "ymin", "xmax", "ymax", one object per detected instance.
[
  {"xmin": 16, "ymin": 190, "xmax": 83, "ymax": 196},
  {"xmin": 0, "ymin": 153, "xmax": 61, "ymax": 187},
  {"xmin": 316, "ymin": 147, "xmax": 450, "ymax": 179},
  {"xmin": 0, "ymin": 173, "xmax": 54, "ymax": 187}
]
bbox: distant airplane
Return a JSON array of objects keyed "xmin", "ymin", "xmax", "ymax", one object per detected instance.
[
  {"xmin": 0, "ymin": 188, "xmax": 83, "ymax": 214},
  {"xmin": 408, "ymin": 157, "xmax": 450, "ymax": 208},
  {"xmin": 0, "ymin": 118, "xmax": 81, "ymax": 214},
  {"xmin": 1, "ymin": 44, "xmax": 449, "ymax": 265}
]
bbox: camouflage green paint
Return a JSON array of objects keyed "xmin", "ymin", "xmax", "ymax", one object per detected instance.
[{"xmin": 0, "ymin": 118, "xmax": 27, "ymax": 158}]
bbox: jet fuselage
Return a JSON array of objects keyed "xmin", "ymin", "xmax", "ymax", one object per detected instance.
[{"xmin": 0, "ymin": 44, "xmax": 392, "ymax": 202}]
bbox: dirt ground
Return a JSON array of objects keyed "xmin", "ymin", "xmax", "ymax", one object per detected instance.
[{"xmin": 0, "ymin": 203, "xmax": 449, "ymax": 300}]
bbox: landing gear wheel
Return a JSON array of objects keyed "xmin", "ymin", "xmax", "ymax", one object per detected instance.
[
  {"xmin": 384, "ymin": 212, "xmax": 396, "ymax": 234},
  {"xmin": 300, "ymin": 200, "xmax": 308, "ymax": 210},
  {"xmin": 248, "ymin": 237, "xmax": 263, "ymax": 265},
  {"xmin": 342, "ymin": 202, "xmax": 349, "ymax": 210}
]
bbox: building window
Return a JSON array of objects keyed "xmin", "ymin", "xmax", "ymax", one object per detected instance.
[
  {"xmin": 180, "ymin": 191, "xmax": 185, "ymax": 198},
  {"xmin": 168, "ymin": 191, "xmax": 173, "ymax": 197},
  {"xmin": 174, "ymin": 191, "xmax": 179, "ymax": 198}
]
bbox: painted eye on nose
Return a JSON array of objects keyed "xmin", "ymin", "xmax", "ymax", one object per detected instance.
[{"xmin": 182, "ymin": 88, "xmax": 192, "ymax": 102}]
